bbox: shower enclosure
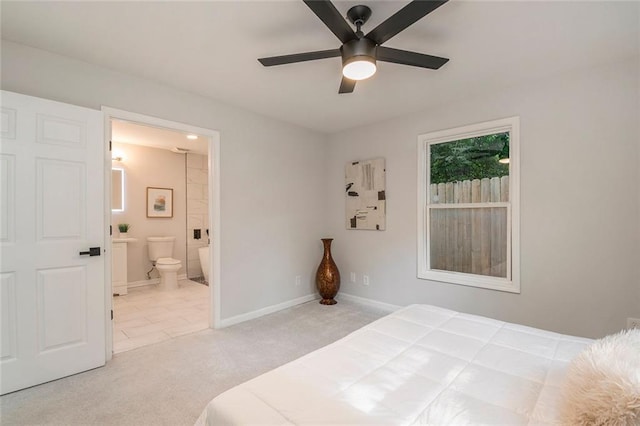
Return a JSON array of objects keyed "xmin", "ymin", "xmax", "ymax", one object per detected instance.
[{"xmin": 185, "ymin": 153, "xmax": 210, "ymax": 284}]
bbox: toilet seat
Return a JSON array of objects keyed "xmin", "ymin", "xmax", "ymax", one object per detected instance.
[{"xmin": 156, "ymin": 257, "xmax": 181, "ymax": 266}]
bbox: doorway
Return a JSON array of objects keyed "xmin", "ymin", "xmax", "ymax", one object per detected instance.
[{"xmin": 102, "ymin": 108, "xmax": 220, "ymax": 359}]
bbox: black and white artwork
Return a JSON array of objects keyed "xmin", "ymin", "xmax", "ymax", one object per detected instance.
[{"xmin": 345, "ymin": 158, "xmax": 386, "ymax": 230}]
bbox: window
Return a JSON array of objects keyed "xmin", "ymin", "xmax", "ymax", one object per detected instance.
[{"xmin": 417, "ymin": 117, "xmax": 520, "ymax": 293}]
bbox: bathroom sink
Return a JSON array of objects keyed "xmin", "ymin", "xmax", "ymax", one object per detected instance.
[{"xmin": 112, "ymin": 237, "xmax": 138, "ymax": 243}]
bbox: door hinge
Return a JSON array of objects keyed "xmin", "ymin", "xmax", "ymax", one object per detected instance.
[
  {"xmin": 109, "ymin": 140, "xmax": 112, "ymax": 151},
  {"xmin": 110, "ymin": 225, "xmax": 112, "ymax": 236},
  {"xmin": 111, "ymin": 310, "xmax": 113, "ymax": 321}
]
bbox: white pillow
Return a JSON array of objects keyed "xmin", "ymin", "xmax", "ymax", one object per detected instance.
[{"xmin": 560, "ymin": 328, "xmax": 640, "ymax": 425}]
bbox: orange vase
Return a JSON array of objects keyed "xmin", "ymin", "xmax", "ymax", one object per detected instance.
[{"xmin": 316, "ymin": 238, "xmax": 341, "ymax": 305}]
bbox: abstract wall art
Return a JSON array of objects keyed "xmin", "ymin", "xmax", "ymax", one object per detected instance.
[
  {"xmin": 146, "ymin": 187, "xmax": 173, "ymax": 218},
  {"xmin": 345, "ymin": 158, "xmax": 386, "ymax": 230}
]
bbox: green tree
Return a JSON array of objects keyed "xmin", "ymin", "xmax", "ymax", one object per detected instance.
[{"xmin": 430, "ymin": 132, "xmax": 509, "ymax": 184}]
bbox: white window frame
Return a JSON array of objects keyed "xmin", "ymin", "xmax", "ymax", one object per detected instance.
[{"xmin": 417, "ymin": 117, "xmax": 520, "ymax": 293}]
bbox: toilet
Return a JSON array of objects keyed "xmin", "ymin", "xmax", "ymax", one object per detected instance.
[{"xmin": 147, "ymin": 236, "xmax": 182, "ymax": 290}]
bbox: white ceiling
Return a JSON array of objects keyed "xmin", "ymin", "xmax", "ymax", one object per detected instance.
[
  {"xmin": 2, "ymin": 1, "xmax": 638, "ymax": 134},
  {"xmin": 111, "ymin": 119, "xmax": 209, "ymax": 155}
]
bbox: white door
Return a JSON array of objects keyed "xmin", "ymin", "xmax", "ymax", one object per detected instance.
[{"xmin": 0, "ymin": 91, "xmax": 106, "ymax": 395}]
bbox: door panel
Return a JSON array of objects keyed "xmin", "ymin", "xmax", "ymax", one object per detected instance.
[
  {"xmin": 0, "ymin": 90, "xmax": 105, "ymax": 395},
  {"xmin": 0, "ymin": 272, "xmax": 17, "ymax": 361},
  {"xmin": 1, "ymin": 107, "xmax": 17, "ymax": 139},
  {"xmin": 37, "ymin": 113, "xmax": 87, "ymax": 148},
  {"xmin": 37, "ymin": 159, "xmax": 85, "ymax": 239},
  {"xmin": 37, "ymin": 267, "xmax": 87, "ymax": 351},
  {"xmin": 0, "ymin": 154, "xmax": 15, "ymax": 243}
]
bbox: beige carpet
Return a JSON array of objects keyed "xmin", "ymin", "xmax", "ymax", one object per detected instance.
[{"xmin": 0, "ymin": 299, "xmax": 388, "ymax": 425}]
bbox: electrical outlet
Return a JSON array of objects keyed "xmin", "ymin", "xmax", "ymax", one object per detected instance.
[
  {"xmin": 363, "ymin": 275, "xmax": 370, "ymax": 286},
  {"xmin": 295, "ymin": 275, "xmax": 301, "ymax": 286},
  {"xmin": 628, "ymin": 318, "xmax": 640, "ymax": 329},
  {"xmin": 350, "ymin": 272, "xmax": 356, "ymax": 283}
]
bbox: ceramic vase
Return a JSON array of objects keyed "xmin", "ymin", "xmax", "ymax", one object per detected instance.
[{"xmin": 316, "ymin": 238, "xmax": 340, "ymax": 305}]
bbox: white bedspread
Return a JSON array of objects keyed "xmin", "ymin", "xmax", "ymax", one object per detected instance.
[{"xmin": 196, "ymin": 304, "xmax": 592, "ymax": 425}]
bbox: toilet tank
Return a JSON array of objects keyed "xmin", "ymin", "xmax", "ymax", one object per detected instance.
[{"xmin": 147, "ymin": 236, "xmax": 175, "ymax": 261}]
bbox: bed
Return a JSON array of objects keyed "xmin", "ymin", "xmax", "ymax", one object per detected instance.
[{"xmin": 196, "ymin": 304, "xmax": 596, "ymax": 425}]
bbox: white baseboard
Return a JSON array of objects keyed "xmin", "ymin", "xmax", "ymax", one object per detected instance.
[
  {"xmin": 337, "ymin": 292, "xmax": 403, "ymax": 313},
  {"xmin": 127, "ymin": 273, "xmax": 188, "ymax": 289},
  {"xmin": 219, "ymin": 294, "xmax": 318, "ymax": 328},
  {"xmin": 128, "ymin": 278, "xmax": 158, "ymax": 289}
]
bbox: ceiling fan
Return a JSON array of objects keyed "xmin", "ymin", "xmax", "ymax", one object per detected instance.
[{"xmin": 258, "ymin": 0, "xmax": 450, "ymax": 94}]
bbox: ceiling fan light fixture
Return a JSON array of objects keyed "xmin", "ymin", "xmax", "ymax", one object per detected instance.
[
  {"xmin": 341, "ymin": 37, "xmax": 377, "ymax": 81},
  {"xmin": 342, "ymin": 57, "xmax": 376, "ymax": 80}
]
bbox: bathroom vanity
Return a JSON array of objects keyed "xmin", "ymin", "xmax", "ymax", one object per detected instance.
[{"xmin": 112, "ymin": 238, "xmax": 137, "ymax": 295}]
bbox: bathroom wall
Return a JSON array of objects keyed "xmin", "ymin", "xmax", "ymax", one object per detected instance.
[
  {"xmin": 111, "ymin": 142, "xmax": 187, "ymax": 284},
  {"xmin": 185, "ymin": 153, "xmax": 209, "ymax": 279}
]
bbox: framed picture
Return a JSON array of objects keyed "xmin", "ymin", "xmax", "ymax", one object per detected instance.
[
  {"xmin": 146, "ymin": 187, "xmax": 173, "ymax": 218},
  {"xmin": 345, "ymin": 158, "xmax": 386, "ymax": 230}
]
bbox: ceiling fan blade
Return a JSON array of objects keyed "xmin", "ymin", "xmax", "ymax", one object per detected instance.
[
  {"xmin": 338, "ymin": 76, "xmax": 356, "ymax": 94},
  {"xmin": 376, "ymin": 46, "xmax": 449, "ymax": 69},
  {"xmin": 303, "ymin": 0, "xmax": 358, "ymax": 44},
  {"xmin": 366, "ymin": 0, "xmax": 448, "ymax": 46},
  {"xmin": 258, "ymin": 49, "xmax": 341, "ymax": 67}
]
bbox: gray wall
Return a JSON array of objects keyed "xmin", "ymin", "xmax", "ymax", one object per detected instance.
[
  {"xmin": 1, "ymin": 40, "xmax": 327, "ymax": 320},
  {"xmin": 2, "ymin": 40, "xmax": 638, "ymax": 337},
  {"xmin": 326, "ymin": 58, "xmax": 640, "ymax": 338}
]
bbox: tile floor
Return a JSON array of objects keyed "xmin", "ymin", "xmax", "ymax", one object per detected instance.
[{"xmin": 112, "ymin": 279, "xmax": 209, "ymax": 353}]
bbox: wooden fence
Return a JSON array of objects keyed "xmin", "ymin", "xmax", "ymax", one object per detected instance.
[{"xmin": 429, "ymin": 176, "xmax": 509, "ymax": 278}]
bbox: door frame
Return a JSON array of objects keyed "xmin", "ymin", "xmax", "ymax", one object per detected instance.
[{"xmin": 101, "ymin": 107, "xmax": 221, "ymax": 360}]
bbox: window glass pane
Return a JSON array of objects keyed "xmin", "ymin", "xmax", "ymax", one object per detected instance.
[
  {"xmin": 430, "ymin": 132, "xmax": 509, "ymax": 203},
  {"xmin": 429, "ymin": 176, "xmax": 509, "ymax": 204},
  {"xmin": 429, "ymin": 207, "xmax": 507, "ymax": 278}
]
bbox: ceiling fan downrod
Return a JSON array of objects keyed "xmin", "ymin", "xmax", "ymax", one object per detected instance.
[{"xmin": 347, "ymin": 5, "xmax": 372, "ymax": 37}]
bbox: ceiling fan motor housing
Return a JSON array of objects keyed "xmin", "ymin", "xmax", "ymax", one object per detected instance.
[{"xmin": 340, "ymin": 37, "xmax": 377, "ymax": 68}]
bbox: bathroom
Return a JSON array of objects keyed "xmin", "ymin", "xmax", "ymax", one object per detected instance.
[{"xmin": 110, "ymin": 119, "xmax": 211, "ymax": 353}]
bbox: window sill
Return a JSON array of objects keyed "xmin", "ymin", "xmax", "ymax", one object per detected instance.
[{"xmin": 418, "ymin": 269, "xmax": 520, "ymax": 294}]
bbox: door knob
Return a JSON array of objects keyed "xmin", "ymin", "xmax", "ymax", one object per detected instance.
[{"xmin": 79, "ymin": 247, "xmax": 101, "ymax": 256}]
